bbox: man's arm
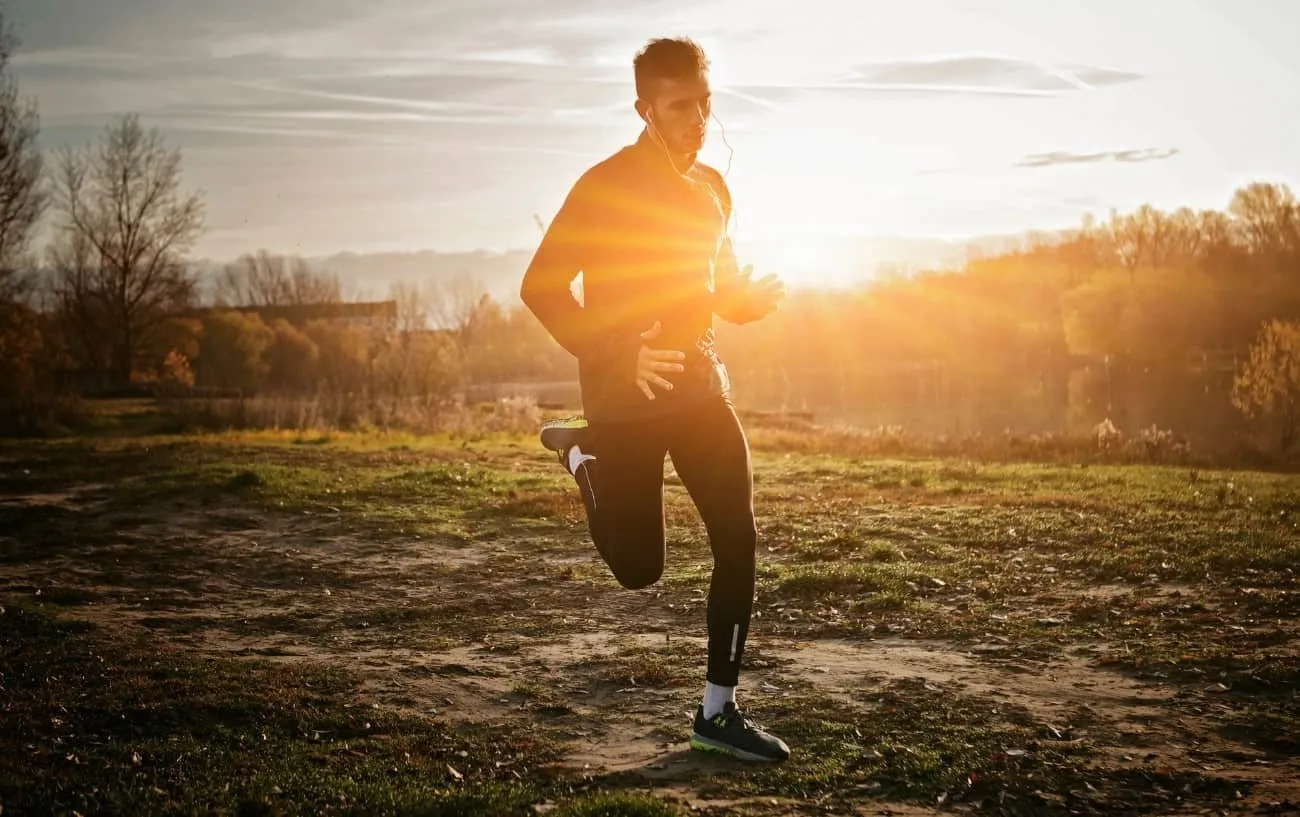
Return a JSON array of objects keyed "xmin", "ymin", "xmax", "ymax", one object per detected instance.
[
  {"xmin": 520, "ymin": 173, "xmax": 602, "ymax": 358},
  {"xmin": 520, "ymin": 172, "xmax": 642, "ymax": 374}
]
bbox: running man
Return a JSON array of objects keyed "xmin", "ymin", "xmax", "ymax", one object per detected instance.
[{"xmin": 519, "ymin": 37, "xmax": 789, "ymax": 762}]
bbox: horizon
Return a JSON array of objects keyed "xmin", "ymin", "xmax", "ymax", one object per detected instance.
[{"xmin": 9, "ymin": 0, "xmax": 1300, "ymax": 285}]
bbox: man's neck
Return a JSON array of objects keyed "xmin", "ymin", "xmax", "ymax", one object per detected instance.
[
  {"xmin": 669, "ymin": 150, "xmax": 697, "ymax": 174},
  {"xmin": 641, "ymin": 127, "xmax": 695, "ymax": 175}
]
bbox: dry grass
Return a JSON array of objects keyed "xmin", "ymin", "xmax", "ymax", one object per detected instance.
[{"xmin": 154, "ymin": 393, "xmax": 545, "ymax": 437}]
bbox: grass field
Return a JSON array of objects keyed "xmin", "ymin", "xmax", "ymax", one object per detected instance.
[{"xmin": 2, "ymin": 418, "xmax": 1298, "ymax": 816}]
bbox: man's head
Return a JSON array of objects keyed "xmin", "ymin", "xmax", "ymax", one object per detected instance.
[{"xmin": 633, "ymin": 37, "xmax": 711, "ymax": 157}]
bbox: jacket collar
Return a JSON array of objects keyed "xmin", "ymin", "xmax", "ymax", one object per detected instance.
[{"xmin": 632, "ymin": 128, "xmax": 699, "ymax": 179}]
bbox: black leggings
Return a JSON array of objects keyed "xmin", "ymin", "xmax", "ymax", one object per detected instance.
[{"xmin": 574, "ymin": 395, "xmax": 757, "ymax": 687}]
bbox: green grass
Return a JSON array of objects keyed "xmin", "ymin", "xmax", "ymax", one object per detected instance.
[
  {"xmin": 2, "ymin": 428, "xmax": 1298, "ymax": 815},
  {"xmin": 686, "ymin": 680, "xmax": 1240, "ymax": 814}
]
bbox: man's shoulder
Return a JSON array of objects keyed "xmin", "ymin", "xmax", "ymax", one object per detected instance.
[
  {"xmin": 691, "ymin": 161, "xmax": 729, "ymax": 190},
  {"xmin": 567, "ymin": 145, "xmax": 638, "ymax": 197},
  {"xmin": 579, "ymin": 144, "xmax": 639, "ymax": 182},
  {"xmin": 690, "ymin": 162, "xmax": 732, "ymax": 213}
]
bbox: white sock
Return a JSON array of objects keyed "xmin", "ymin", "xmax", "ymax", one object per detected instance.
[
  {"xmin": 702, "ymin": 682, "xmax": 736, "ymax": 719},
  {"xmin": 567, "ymin": 445, "xmax": 595, "ymax": 475}
]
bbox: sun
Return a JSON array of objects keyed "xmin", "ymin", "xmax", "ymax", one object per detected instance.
[
  {"xmin": 775, "ymin": 239, "xmax": 825, "ymax": 274},
  {"xmin": 724, "ymin": 183, "xmax": 851, "ymax": 288},
  {"xmin": 761, "ymin": 235, "xmax": 839, "ymax": 287}
]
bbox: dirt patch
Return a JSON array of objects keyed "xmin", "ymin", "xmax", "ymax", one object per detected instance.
[
  {"xmin": 0, "ymin": 482, "xmax": 111, "ymax": 509},
  {"xmin": 777, "ymin": 638, "xmax": 1175, "ymax": 726}
]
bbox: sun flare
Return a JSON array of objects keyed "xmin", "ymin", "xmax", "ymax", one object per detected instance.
[{"xmin": 757, "ymin": 235, "xmax": 840, "ymax": 287}]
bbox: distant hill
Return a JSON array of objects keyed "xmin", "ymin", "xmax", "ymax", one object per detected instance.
[
  {"xmin": 191, "ymin": 231, "xmax": 1056, "ymax": 307},
  {"xmin": 191, "ymin": 249, "xmax": 532, "ymax": 307},
  {"xmin": 315, "ymin": 249, "xmax": 534, "ymax": 304}
]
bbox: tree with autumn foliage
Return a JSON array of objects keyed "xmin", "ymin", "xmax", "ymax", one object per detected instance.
[{"xmin": 1232, "ymin": 320, "xmax": 1300, "ymax": 451}]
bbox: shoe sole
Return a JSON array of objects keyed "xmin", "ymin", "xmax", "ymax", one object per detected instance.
[
  {"xmin": 539, "ymin": 428, "xmax": 568, "ymax": 452},
  {"xmin": 540, "ymin": 424, "xmax": 588, "ymax": 454},
  {"xmin": 689, "ymin": 733, "xmax": 785, "ymax": 762}
]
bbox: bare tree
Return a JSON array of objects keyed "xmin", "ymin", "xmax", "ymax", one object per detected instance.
[
  {"xmin": 1229, "ymin": 182, "xmax": 1300, "ymax": 258},
  {"xmin": 0, "ymin": 10, "xmax": 57, "ymax": 426},
  {"xmin": 389, "ymin": 279, "xmax": 430, "ymax": 334},
  {"xmin": 214, "ymin": 250, "xmax": 341, "ymax": 307},
  {"xmin": 48, "ymin": 114, "xmax": 204, "ymax": 383},
  {"xmin": 1196, "ymin": 210, "xmax": 1235, "ymax": 257},
  {"xmin": 428, "ymin": 270, "xmax": 486, "ymax": 347},
  {"xmin": 1104, "ymin": 204, "xmax": 1179, "ymax": 278},
  {"xmin": 0, "ymin": 12, "xmax": 45, "ymax": 303}
]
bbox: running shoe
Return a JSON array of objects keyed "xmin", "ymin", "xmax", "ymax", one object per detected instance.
[
  {"xmin": 540, "ymin": 415, "xmax": 590, "ymax": 471},
  {"xmin": 689, "ymin": 702, "xmax": 790, "ymax": 762}
]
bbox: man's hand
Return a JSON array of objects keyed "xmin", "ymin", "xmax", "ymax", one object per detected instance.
[
  {"xmin": 635, "ymin": 321, "xmax": 685, "ymax": 400},
  {"xmin": 747, "ymin": 267, "xmax": 786, "ymax": 318},
  {"xmin": 737, "ymin": 264, "xmax": 785, "ymax": 319}
]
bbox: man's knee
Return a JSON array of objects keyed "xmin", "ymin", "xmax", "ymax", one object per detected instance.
[{"xmin": 609, "ymin": 553, "xmax": 664, "ymax": 590}]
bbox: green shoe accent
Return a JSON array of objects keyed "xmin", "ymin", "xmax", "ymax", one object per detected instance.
[
  {"xmin": 689, "ymin": 735, "xmax": 733, "ymax": 756},
  {"xmin": 543, "ymin": 416, "xmax": 588, "ymax": 430}
]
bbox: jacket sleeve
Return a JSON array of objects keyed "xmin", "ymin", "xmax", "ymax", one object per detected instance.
[{"xmin": 520, "ymin": 172, "xmax": 641, "ymax": 373}]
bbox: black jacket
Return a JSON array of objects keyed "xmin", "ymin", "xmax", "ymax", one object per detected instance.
[{"xmin": 520, "ymin": 130, "xmax": 762, "ymax": 422}]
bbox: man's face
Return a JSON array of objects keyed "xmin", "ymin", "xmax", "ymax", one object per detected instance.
[{"xmin": 643, "ymin": 73, "xmax": 711, "ymax": 155}]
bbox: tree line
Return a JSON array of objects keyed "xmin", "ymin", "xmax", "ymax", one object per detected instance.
[
  {"xmin": 713, "ymin": 184, "xmax": 1300, "ymax": 454},
  {"xmin": 0, "ymin": 12, "xmax": 1297, "ymax": 457}
]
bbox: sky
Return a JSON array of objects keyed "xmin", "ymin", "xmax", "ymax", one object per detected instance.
[{"xmin": 8, "ymin": 0, "xmax": 1300, "ymax": 275}]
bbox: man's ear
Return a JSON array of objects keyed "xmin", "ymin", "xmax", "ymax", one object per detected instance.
[{"xmin": 634, "ymin": 99, "xmax": 653, "ymax": 125}]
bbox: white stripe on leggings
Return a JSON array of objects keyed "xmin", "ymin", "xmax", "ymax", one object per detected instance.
[
  {"xmin": 729, "ymin": 623, "xmax": 740, "ymax": 662},
  {"xmin": 577, "ymin": 462, "xmax": 595, "ymax": 509}
]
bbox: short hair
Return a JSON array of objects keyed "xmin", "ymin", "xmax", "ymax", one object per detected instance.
[{"xmin": 633, "ymin": 38, "xmax": 709, "ymax": 99}]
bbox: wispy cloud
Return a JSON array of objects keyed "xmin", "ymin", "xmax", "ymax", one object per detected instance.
[
  {"xmin": 1069, "ymin": 65, "xmax": 1146, "ymax": 88},
  {"xmin": 1015, "ymin": 147, "xmax": 1181, "ymax": 168},
  {"xmin": 233, "ymin": 82, "xmax": 534, "ymax": 116},
  {"xmin": 164, "ymin": 121, "xmax": 391, "ymax": 142},
  {"xmin": 709, "ymin": 52, "xmax": 1146, "ymax": 113},
  {"xmin": 836, "ymin": 54, "xmax": 1144, "ymax": 97}
]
